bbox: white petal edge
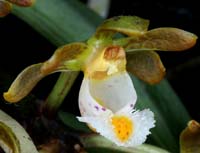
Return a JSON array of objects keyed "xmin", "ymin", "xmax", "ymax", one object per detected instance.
[{"xmin": 77, "ymin": 109, "xmax": 155, "ymax": 147}]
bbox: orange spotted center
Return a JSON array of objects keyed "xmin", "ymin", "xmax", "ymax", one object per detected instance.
[{"xmin": 111, "ymin": 116, "xmax": 133, "ymax": 142}]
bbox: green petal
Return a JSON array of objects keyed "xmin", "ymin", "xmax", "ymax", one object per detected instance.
[
  {"xmin": 96, "ymin": 16, "xmax": 149, "ymax": 36},
  {"xmin": 180, "ymin": 120, "xmax": 200, "ymax": 153},
  {"xmin": 126, "ymin": 51, "xmax": 165, "ymax": 84},
  {"xmin": 0, "ymin": 109, "xmax": 38, "ymax": 153},
  {"xmin": 115, "ymin": 28, "xmax": 197, "ymax": 52}
]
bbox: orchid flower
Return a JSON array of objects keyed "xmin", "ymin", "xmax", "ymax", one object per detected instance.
[
  {"xmin": 78, "ymin": 45, "xmax": 155, "ymax": 146},
  {"xmin": 3, "ymin": 16, "xmax": 197, "ymax": 147}
]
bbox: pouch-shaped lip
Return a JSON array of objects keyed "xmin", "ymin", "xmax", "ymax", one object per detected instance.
[
  {"xmin": 78, "ymin": 72, "xmax": 155, "ymax": 147},
  {"xmin": 78, "ymin": 72, "xmax": 137, "ymax": 117}
]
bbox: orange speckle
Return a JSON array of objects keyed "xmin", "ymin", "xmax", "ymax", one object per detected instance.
[{"xmin": 111, "ymin": 116, "xmax": 133, "ymax": 142}]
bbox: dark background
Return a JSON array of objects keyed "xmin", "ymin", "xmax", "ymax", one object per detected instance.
[{"xmin": 0, "ymin": 0, "xmax": 199, "ymax": 121}]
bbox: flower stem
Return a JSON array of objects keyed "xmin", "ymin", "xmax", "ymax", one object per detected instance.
[{"xmin": 42, "ymin": 71, "xmax": 79, "ymax": 117}]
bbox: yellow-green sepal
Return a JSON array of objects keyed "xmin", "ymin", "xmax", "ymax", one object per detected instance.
[
  {"xmin": 3, "ymin": 63, "xmax": 45, "ymax": 103},
  {"xmin": 42, "ymin": 42, "xmax": 88, "ymax": 73},
  {"xmin": 95, "ymin": 16, "xmax": 149, "ymax": 37},
  {"xmin": 3, "ymin": 42, "xmax": 88, "ymax": 103}
]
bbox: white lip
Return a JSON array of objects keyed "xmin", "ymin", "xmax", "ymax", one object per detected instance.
[
  {"xmin": 78, "ymin": 70, "xmax": 155, "ymax": 147},
  {"xmin": 78, "ymin": 72, "xmax": 137, "ymax": 117}
]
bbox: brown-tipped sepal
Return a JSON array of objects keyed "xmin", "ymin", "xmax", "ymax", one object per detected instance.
[
  {"xmin": 0, "ymin": 0, "xmax": 12, "ymax": 17},
  {"xmin": 6, "ymin": 0, "xmax": 35, "ymax": 7},
  {"xmin": 144, "ymin": 28, "xmax": 197, "ymax": 51},
  {"xmin": 127, "ymin": 51, "xmax": 166, "ymax": 84},
  {"xmin": 180, "ymin": 120, "xmax": 200, "ymax": 153},
  {"xmin": 115, "ymin": 28, "xmax": 197, "ymax": 52},
  {"xmin": 3, "ymin": 63, "xmax": 45, "ymax": 103}
]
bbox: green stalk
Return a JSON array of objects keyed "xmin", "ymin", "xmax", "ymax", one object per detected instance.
[{"xmin": 42, "ymin": 72, "xmax": 79, "ymax": 117}]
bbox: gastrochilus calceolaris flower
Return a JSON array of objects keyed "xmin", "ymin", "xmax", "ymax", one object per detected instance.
[
  {"xmin": 3, "ymin": 16, "xmax": 197, "ymax": 147},
  {"xmin": 78, "ymin": 45, "xmax": 155, "ymax": 146}
]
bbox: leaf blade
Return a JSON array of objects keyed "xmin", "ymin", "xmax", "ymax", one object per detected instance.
[
  {"xmin": 12, "ymin": 0, "xmax": 102, "ymax": 46},
  {"xmin": 80, "ymin": 135, "xmax": 170, "ymax": 153},
  {"xmin": 0, "ymin": 109, "xmax": 38, "ymax": 153},
  {"xmin": 133, "ymin": 77, "xmax": 191, "ymax": 152},
  {"xmin": 58, "ymin": 111, "xmax": 91, "ymax": 133}
]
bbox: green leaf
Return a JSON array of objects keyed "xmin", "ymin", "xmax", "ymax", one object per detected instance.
[
  {"xmin": 133, "ymin": 77, "xmax": 191, "ymax": 152},
  {"xmin": 96, "ymin": 16, "xmax": 149, "ymax": 36},
  {"xmin": 180, "ymin": 120, "xmax": 200, "ymax": 153},
  {"xmin": 126, "ymin": 51, "xmax": 165, "ymax": 84},
  {"xmin": 12, "ymin": 0, "xmax": 102, "ymax": 46},
  {"xmin": 0, "ymin": 109, "xmax": 38, "ymax": 153},
  {"xmin": 80, "ymin": 135, "xmax": 170, "ymax": 153},
  {"xmin": 58, "ymin": 111, "xmax": 91, "ymax": 133}
]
